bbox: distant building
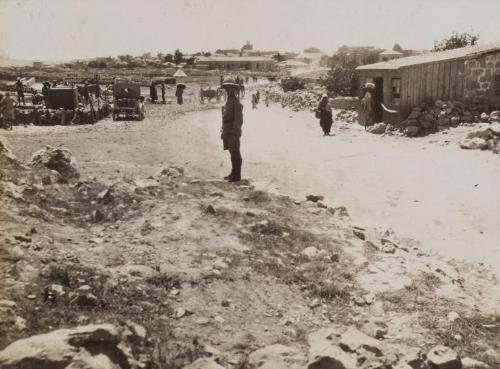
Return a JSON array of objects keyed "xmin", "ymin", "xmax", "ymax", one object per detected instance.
[
  {"xmin": 293, "ymin": 50, "xmax": 328, "ymax": 66},
  {"xmin": 32, "ymin": 61, "xmax": 44, "ymax": 69},
  {"xmin": 242, "ymin": 50, "xmax": 279, "ymax": 57},
  {"xmin": 195, "ymin": 56, "xmax": 276, "ymax": 71},
  {"xmin": 378, "ymin": 49, "xmax": 404, "ymax": 62}
]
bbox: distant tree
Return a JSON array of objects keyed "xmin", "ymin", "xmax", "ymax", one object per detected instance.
[
  {"xmin": 241, "ymin": 41, "xmax": 253, "ymax": 51},
  {"xmin": 319, "ymin": 64, "xmax": 356, "ymax": 96},
  {"xmin": 157, "ymin": 52, "xmax": 164, "ymax": 60},
  {"xmin": 174, "ymin": 49, "xmax": 183, "ymax": 65},
  {"xmin": 272, "ymin": 52, "xmax": 286, "ymax": 62},
  {"xmin": 280, "ymin": 77, "xmax": 305, "ymax": 92},
  {"xmin": 392, "ymin": 43, "xmax": 404, "ymax": 52},
  {"xmin": 142, "ymin": 52, "xmax": 152, "ymax": 59},
  {"xmin": 215, "ymin": 49, "xmax": 223, "ymax": 54},
  {"xmin": 186, "ymin": 57, "xmax": 196, "ymax": 66},
  {"xmin": 433, "ymin": 32, "xmax": 479, "ymax": 51},
  {"xmin": 118, "ymin": 54, "xmax": 133, "ymax": 62},
  {"xmin": 164, "ymin": 54, "xmax": 174, "ymax": 63},
  {"xmin": 203, "ymin": 52, "xmax": 212, "ymax": 57}
]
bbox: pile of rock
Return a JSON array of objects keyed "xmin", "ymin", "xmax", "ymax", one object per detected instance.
[
  {"xmin": 269, "ymin": 89, "xmax": 321, "ymax": 112},
  {"xmin": 459, "ymin": 123, "xmax": 500, "ymax": 153},
  {"xmin": 336, "ymin": 109, "xmax": 359, "ymax": 124},
  {"xmin": 398, "ymin": 99, "xmax": 500, "ymax": 136},
  {"xmin": 181, "ymin": 326, "xmax": 488, "ymax": 369},
  {"xmin": 30, "ymin": 146, "xmax": 80, "ymax": 180}
]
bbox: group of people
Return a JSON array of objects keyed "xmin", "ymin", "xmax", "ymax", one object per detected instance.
[
  {"xmin": 0, "ymin": 92, "xmax": 17, "ymax": 129},
  {"xmin": 250, "ymin": 90, "xmax": 270, "ymax": 109},
  {"xmin": 150, "ymin": 82, "xmax": 185, "ymax": 105}
]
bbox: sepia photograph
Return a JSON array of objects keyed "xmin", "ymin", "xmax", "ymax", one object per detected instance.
[{"xmin": 0, "ymin": 0, "xmax": 499, "ymax": 368}]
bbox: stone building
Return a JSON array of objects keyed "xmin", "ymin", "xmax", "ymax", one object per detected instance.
[
  {"xmin": 356, "ymin": 41, "xmax": 500, "ymax": 124},
  {"xmin": 195, "ymin": 56, "xmax": 276, "ymax": 72}
]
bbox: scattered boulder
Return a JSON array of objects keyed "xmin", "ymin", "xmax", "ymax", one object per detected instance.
[
  {"xmin": 301, "ymin": 246, "xmax": 320, "ymax": 259},
  {"xmin": 182, "ymin": 358, "xmax": 226, "ymax": 369},
  {"xmin": 30, "ymin": 146, "xmax": 79, "ymax": 180},
  {"xmin": 367, "ymin": 123, "xmax": 387, "ymax": 135},
  {"xmin": 306, "ymin": 195, "xmax": 324, "ymax": 203},
  {"xmin": 426, "ymin": 345, "xmax": 462, "ymax": 369},
  {"xmin": 339, "ymin": 326, "xmax": 383, "ymax": 356},
  {"xmin": 459, "ymin": 137, "xmax": 488, "ymax": 150},
  {"xmin": 248, "ymin": 344, "xmax": 306, "ymax": 369},
  {"xmin": 0, "ymin": 323, "xmax": 144, "ymax": 369},
  {"xmin": 404, "ymin": 126, "xmax": 420, "ymax": 137},
  {"xmin": 307, "ymin": 327, "xmax": 357, "ymax": 369},
  {"xmin": 461, "ymin": 357, "xmax": 489, "ymax": 368},
  {"xmin": 69, "ymin": 292, "xmax": 98, "ymax": 307}
]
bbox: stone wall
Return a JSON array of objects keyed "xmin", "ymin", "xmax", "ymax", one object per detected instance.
[{"xmin": 463, "ymin": 51, "xmax": 500, "ymax": 100}]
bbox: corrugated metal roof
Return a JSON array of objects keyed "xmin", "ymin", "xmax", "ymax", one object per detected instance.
[
  {"xmin": 356, "ymin": 41, "xmax": 500, "ymax": 70},
  {"xmin": 379, "ymin": 50, "xmax": 403, "ymax": 55}
]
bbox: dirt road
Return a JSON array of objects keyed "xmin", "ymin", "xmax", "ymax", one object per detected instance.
[{"xmin": 3, "ymin": 102, "xmax": 500, "ymax": 273}]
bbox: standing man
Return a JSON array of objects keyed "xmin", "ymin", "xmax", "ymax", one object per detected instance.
[
  {"xmin": 175, "ymin": 84, "xmax": 184, "ymax": 105},
  {"xmin": 221, "ymin": 77, "xmax": 243, "ymax": 182},
  {"xmin": 15, "ymin": 78, "xmax": 25, "ymax": 106},
  {"xmin": 82, "ymin": 80, "xmax": 90, "ymax": 105},
  {"xmin": 161, "ymin": 83, "xmax": 166, "ymax": 104},
  {"xmin": 150, "ymin": 81, "xmax": 158, "ymax": 103},
  {"xmin": 0, "ymin": 93, "xmax": 17, "ymax": 130}
]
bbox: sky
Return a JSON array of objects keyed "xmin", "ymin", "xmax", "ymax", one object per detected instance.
[{"xmin": 1, "ymin": 0, "xmax": 500, "ymax": 61}]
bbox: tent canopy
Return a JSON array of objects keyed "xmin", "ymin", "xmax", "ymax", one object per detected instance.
[{"xmin": 173, "ymin": 69, "xmax": 187, "ymax": 77}]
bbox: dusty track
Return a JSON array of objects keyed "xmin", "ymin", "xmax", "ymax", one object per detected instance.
[{"xmin": 3, "ymin": 102, "xmax": 500, "ymax": 276}]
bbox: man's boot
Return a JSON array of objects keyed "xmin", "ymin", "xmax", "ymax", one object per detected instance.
[
  {"xmin": 225, "ymin": 154, "xmax": 236, "ymax": 181},
  {"xmin": 229, "ymin": 157, "xmax": 242, "ymax": 182}
]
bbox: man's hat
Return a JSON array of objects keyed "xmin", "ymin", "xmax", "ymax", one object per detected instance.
[{"xmin": 222, "ymin": 77, "xmax": 239, "ymax": 88}]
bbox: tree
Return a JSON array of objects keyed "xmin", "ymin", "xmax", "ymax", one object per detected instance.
[
  {"xmin": 319, "ymin": 64, "xmax": 356, "ymax": 96},
  {"xmin": 157, "ymin": 52, "xmax": 164, "ymax": 60},
  {"xmin": 241, "ymin": 41, "xmax": 253, "ymax": 51},
  {"xmin": 280, "ymin": 77, "xmax": 305, "ymax": 92},
  {"xmin": 186, "ymin": 57, "xmax": 196, "ymax": 66},
  {"xmin": 433, "ymin": 32, "xmax": 479, "ymax": 51},
  {"xmin": 272, "ymin": 52, "xmax": 286, "ymax": 62},
  {"xmin": 203, "ymin": 52, "xmax": 211, "ymax": 57},
  {"xmin": 392, "ymin": 43, "xmax": 404, "ymax": 52},
  {"xmin": 164, "ymin": 54, "xmax": 173, "ymax": 63},
  {"xmin": 142, "ymin": 52, "xmax": 152, "ymax": 59},
  {"xmin": 174, "ymin": 49, "xmax": 183, "ymax": 65}
]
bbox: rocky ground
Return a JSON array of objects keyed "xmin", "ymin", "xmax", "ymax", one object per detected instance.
[{"xmin": 0, "ymin": 94, "xmax": 499, "ymax": 369}]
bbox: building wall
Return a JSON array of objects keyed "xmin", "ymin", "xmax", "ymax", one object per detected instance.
[
  {"xmin": 205, "ymin": 60, "xmax": 275, "ymax": 71},
  {"xmin": 399, "ymin": 59, "xmax": 467, "ymax": 119},
  {"xmin": 463, "ymin": 51, "xmax": 500, "ymax": 103},
  {"xmin": 358, "ymin": 51, "xmax": 500, "ymax": 123}
]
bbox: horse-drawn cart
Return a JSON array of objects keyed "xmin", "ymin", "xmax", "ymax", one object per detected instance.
[{"xmin": 199, "ymin": 87, "xmax": 224, "ymax": 103}]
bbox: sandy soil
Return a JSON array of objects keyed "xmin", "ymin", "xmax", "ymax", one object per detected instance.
[{"xmin": 3, "ymin": 101, "xmax": 500, "ymax": 276}]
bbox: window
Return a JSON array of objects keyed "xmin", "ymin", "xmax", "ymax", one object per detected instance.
[
  {"xmin": 495, "ymin": 74, "xmax": 500, "ymax": 95},
  {"xmin": 391, "ymin": 78, "xmax": 401, "ymax": 104}
]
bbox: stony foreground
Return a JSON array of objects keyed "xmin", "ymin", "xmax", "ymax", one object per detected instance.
[{"xmin": 0, "ymin": 133, "xmax": 499, "ymax": 369}]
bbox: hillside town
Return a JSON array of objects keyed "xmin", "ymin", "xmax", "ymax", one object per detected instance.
[{"xmin": 0, "ymin": 1, "xmax": 499, "ymax": 369}]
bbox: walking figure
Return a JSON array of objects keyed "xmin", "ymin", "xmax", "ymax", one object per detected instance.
[{"xmin": 316, "ymin": 94, "xmax": 333, "ymax": 136}]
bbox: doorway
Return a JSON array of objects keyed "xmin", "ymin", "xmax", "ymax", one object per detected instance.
[{"xmin": 374, "ymin": 77, "xmax": 384, "ymax": 123}]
